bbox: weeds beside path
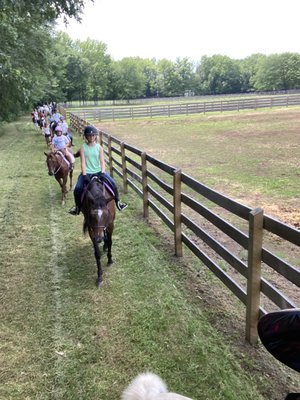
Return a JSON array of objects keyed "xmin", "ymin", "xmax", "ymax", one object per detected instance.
[{"xmin": 0, "ymin": 119, "xmax": 298, "ymax": 399}]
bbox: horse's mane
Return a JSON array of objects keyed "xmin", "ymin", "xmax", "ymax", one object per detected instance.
[{"xmin": 87, "ymin": 178, "xmax": 106, "ymax": 208}]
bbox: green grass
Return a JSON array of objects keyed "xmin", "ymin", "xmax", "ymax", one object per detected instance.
[
  {"xmin": 0, "ymin": 117, "xmax": 298, "ymax": 399},
  {"xmin": 97, "ymin": 107, "xmax": 300, "ymax": 218}
]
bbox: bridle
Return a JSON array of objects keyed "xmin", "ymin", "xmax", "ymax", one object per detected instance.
[
  {"xmin": 85, "ymin": 180, "xmax": 113, "ymax": 236},
  {"xmin": 48, "ymin": 152, "xmax": 65, "ymax": 175}
]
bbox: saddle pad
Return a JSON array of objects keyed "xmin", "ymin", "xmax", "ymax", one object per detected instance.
[{"xmin": 103, "ymin": 181, "xmax": 115, "ymax": 197}]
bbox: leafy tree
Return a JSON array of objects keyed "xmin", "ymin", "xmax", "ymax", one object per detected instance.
[
  {"xmin": 1, "ymin": 0, "xmax": 90, "ymax": 23},
  {"xmin": 174, "ymin": 58, "xmax": 195, "ymax": 95},
  {"xmin": 239, "ymin": 54, "xmax": 267, "ymax": 92},
  {"xmin": 106, "ymin": 62, "xmax": 123, "ymax": 102},
  {"xmin": 64, "ymin": 55, "xmax": 89, "ymax": 102},
  {"xmin": 156, "ymin": 59, "xmax": 180, "ymax": 97},
  {"xmin": 196, "ymin": 55, "xmax": 242, "ymax": 94},
  {"xmin": 113, "ymin": 58, "xmax": 147, "ymax": 99},
  {"xmin": 253, "ymin": 53, "xmax": 300, "ymax": 91},
  {"xmin": 139, "ymin": 58, "xmax": 158, "ymax": 98},
  {"xmin": 77, "ymin": 39, "xmax": 112, "ymax": 102},
  {"xmin": 0, "ymin": 0, "xmax": 93, "ymax": 121}
]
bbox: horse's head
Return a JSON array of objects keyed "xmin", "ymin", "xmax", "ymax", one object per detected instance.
[
  {"xmin": 44, "ymin": 151, "xmax": 58, "ymax": 176},
  {"xmin": 83, "ymin": 178, "xmax": 115, "ymax": 244}
]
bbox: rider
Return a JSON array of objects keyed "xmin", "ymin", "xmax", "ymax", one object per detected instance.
[
  {"xmin": 69, "ymin": 125, "xmax": 128, "ymax": 215},
  {"xmin": 51, "ymin": 125, "xmax": 75, "ymax": 169}
]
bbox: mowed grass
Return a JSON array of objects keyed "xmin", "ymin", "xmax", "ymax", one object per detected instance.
[
  {"xmin": 97, "ymin": 106, "xmax": 300, "ymax": 225},
  {"xmin": 0, "ymin": 118, "xmax": 297, "ymax": 400}
]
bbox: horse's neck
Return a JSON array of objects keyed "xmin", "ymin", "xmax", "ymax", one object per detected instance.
[{"xmin": 55, "ymin": 151, "xmax": 68, "ymax": 166}]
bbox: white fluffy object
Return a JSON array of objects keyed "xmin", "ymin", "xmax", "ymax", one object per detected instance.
[{"xmin": 121, "ymin": 372, "xmax": 193, "ymax": 400}]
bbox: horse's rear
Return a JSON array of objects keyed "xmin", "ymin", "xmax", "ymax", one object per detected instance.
[{"xmin": 81, "ymin": 177, "xmax": 116, "ymax": 287}]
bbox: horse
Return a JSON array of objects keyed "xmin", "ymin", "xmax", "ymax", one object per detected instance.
[
  {"xmin": 81, "ymin": 176, "xmax": 116, "ymax": 287},
  {"xmin": 45, "ymin": 151, "xmax": 73, "ymax": 205}
]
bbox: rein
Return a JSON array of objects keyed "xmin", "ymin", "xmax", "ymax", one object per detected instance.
[{"xmin": 52, "ymin": 152, "xmax": 66, "ymax": 175}]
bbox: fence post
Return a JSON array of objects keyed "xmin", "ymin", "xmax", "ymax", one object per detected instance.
[
  {"xmin": 120, "ymin": 142, "xmax": 128, "ymax": 194},
  {"xmin": 141, "ymin": 152, "xmax": 149, "ymax": 219},
  {"xmin": 99, "ymin": 130, "xmax": 103, "ymax": 146},
  {"xmin": 107, "ymin": 135, "xmax": 113, "ymax": 177},
  {"xmin": 246, "ymin": 207, "xmax": 264, "ymax": 344},
  {"xmin": 173, "ymin": 168, "xmax": 182, "ymax": 257}
]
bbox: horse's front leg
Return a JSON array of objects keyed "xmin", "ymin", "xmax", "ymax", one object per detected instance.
[
  {"xmin": 69, "ymin": 170, "xmax": 73, "ymax": 191},
  {"xmin": 93, "ymin": 238, "xmax": 103, "ymax": 288},
  {"xmin": 54, "ymin": 176, "xmax": 65, "ymax": 205},
  {"xmin": 105, "ymin": 232, "xmax": 113, "ymax": 266},
  {"xmin": 61, "ymin": 177, "xmax": 68, "ymax": 206}
]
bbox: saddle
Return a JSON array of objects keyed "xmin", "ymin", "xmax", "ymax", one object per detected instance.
[
  {"xmin": 81, "ymin": 175, "xmax": 115, "ymax": 204},
  {"xmin": 56, "ymin": 151, "xmax": 71, "ymax": 169}
]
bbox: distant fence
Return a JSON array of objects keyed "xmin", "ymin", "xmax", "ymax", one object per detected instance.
[
  {"xmin": 67, "ymin": 94, "xmax": 300, "ymax": 121},
  {"xmin": 66, "ymin": 109, "xmax": 300, "ymax": 345}
]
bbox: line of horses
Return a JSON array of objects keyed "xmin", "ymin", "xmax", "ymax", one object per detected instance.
[{"xmin": 44, "ymin": 130, "xmax": 115, "ymax": 288}]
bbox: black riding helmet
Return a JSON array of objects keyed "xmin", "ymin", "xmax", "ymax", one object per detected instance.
[{"xmin": 84, "ymin": 125, "xmax": 98, "ymax": 136}]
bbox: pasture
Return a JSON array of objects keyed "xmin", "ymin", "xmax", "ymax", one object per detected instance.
[
  {"xmin": 96, "ymin": 106, "xmax": 300, "ymax": 228},
  {"xmin": 0, "ymin": 117, "xmax": 299, "ymax": 399}
]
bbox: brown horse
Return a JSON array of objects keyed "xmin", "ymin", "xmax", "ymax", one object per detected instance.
[
  {"xmin": 81, "ymin": 176, "xmax": 116, "ymax": 287},
  {"xmin": 45, "ymin": 151, "xmax": 73, "ymax": 205}
]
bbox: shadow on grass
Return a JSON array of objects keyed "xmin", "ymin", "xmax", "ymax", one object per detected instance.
[{"xmin": 62, "ymin": 233, "xmax": 115, "ymax": 290}]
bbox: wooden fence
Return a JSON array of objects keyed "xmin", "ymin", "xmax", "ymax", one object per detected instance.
[
  {"xmin": 66, "ymin": 110, "xmax": 300, "ymax": 345},
  {"xmin": 67, "ymin": 94, "xmax": 300, "ymax": 121}
]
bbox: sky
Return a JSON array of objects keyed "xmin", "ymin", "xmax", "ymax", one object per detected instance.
[{"xmin": 57, "ymin": 0, "xmax": 300, "ymax": 62}]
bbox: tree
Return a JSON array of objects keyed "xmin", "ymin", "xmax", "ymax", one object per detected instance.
[
  {"xmin": 139, "ymin": 58, "xmax": 158, "ymax": 98},
  {"xmin": 113, "ymin": 58, "xmax": 146, "ymax": 100},
  {"xmin": 1, "ymin": 0, "xmax": 90, "ymax": 23},
  {"xmin": 196, "ymin": 55, "xmax": 242, "ymax": 95},
  {"xmin": 78, "ymin": 39, "xmax": 112, "ymax": 102},
  {"xmin": 239, "ymin": 54, "xmax": 267, "ymax": 92},
  {"xmin": 0, "ymin": 0, "xmax": 93, "ymax": 121},
  {"xmin": 174, "ymin": 58, "xmax": 196, "ymax": 95},
  {"xmin": 253, "ymin": 53, "xmax": 300, "ymax": 91},
  {"xmin": 156, "ymin": 59, "xmax": 181, "ymax": 97},
  {"xmin": 64, "ymin": 55, "xmax": 89, "ymax": 102}
]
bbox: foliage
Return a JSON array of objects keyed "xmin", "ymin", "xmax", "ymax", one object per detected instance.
[
  {"xmin": 1, "ymin": 0, "xmax": 89, "ymax": 22},
  {"xmin": 253, "ymin": 52, "xmax": 300, "ymax": 91},
  {"xmin": 0, "ymin": 0, "xmax": 92, "ymax": 121},
  {"xmin": 196, "ymin": 55, "xmax": 242, "ymax": 94},
  {"xmin": 3, "ymin": 0, "xmax": 300, "ymax": 121}
]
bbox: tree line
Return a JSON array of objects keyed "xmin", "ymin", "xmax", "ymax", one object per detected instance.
[{"xmin": 2, "ymin": 0, "xmax": 300, "ymax": 122}]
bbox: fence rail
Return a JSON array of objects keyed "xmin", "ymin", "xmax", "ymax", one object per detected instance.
[
  {"xmin": 67, "ymin": 94, "xmax": 300, "ymax": 121},
  {"xmin": 65, "ymin": 109, "xmax": 300, "ymax": 345}
]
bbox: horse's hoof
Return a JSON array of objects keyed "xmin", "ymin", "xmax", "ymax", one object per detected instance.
[
  {"xmin": 96, "ymin": 279, "xmax": 103, "ymax": 288},
  {"xmin": 107, "ymin": 260, "xmax": 113, "ymax": 267}
]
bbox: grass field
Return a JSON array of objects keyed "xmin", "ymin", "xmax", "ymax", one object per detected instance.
[
  {"xmin": 96, "ymin": 106, "xmax": 300, "ymax": 228},
  {"xmin": 0, "ymin": 116, "xmax": 299, "ymax": 399}
]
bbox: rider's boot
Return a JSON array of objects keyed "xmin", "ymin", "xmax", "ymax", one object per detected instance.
[
  {"xmin": 69, "ymin": 205, "xmax": 80, "ymax": 215},
  {"xmin": 117, "ymin": 200, "xmax": 128, "ymax": 211}
]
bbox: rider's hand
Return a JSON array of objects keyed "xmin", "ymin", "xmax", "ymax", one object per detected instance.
[{"xmin": 83, "ymin": 175, "xmax": 90, "ymax": 185}]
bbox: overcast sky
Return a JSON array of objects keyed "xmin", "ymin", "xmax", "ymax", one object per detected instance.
[{"xmin": 57, "ymin": 0, "xmax": 300, "ymax": 62}]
